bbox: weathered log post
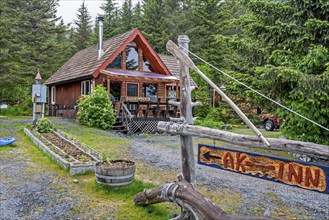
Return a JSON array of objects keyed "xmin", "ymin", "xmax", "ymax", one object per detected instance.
[{"xmin": 172, "ymin": 35, "xmax": 199, "ymax": 184}]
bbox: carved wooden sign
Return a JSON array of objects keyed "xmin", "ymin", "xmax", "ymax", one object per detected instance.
[
  {"xmin": 198, "ymin": 144, "xmax": 329, "ymax": 194},
  {"xmin": 125, "ymin": 96, "xmax": 150, "ymax": 102}
]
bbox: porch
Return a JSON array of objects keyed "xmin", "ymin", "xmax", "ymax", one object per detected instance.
[
  {"xmin": 48, "ymin": 96, "xmax": 180, "ymax": 133},
  {"xmin": 115, "ymin": 96, "xmax": 179, "ymax": 133}
]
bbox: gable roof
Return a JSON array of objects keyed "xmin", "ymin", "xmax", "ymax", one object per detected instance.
[{"xmin": 45, "ymin": 29, "xmax": 173, "ymax": 86}]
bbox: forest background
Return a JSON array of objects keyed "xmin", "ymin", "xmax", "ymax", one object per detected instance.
[{"xmin": 0, "ymin": 0, "xmax": 328, "ymax": 145}]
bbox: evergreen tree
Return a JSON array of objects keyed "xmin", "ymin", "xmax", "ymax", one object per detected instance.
[
  {"xmin": 219, "ymin": 0, "xmax": 329, "ymax": 144},
  {"xmin": 73, "ymin": 1, "xmax": 93, "ymax": 51},
  {"xmin": 161, "ymin": 0, "xmax": 193, "ymax": 44},
  {"xmin": 100, "ymin": 0, "xmax": 121, "ymax": 38},
  {"xmin": 120, "ymin": 0, "xmax": 134, "ymax": 32},
  {"xmin": 0, "ymin": 0, "xmax": 70, "ymax": 104},
  {"xmin": 141, "ymin": 0, "xmax": 169, "ymax": 53},
  {"xmin": 132, "ymin": 1, "xmax": 143, "ymax": 28},
  {"xmin": 189, "ymin": 0, "xmax": 223, "ymax": 63}
]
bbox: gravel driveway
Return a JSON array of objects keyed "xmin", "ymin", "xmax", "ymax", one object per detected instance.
[
  {"xmin": 129, "ymin": 134, "xmax": 329, "ymax": 219},
  {"xmin": 1, "ymin": 118, "xmax": 328, "ymax": 219}
]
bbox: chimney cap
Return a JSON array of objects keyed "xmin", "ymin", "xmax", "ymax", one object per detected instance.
[{"xmin": 98, "ymin": 16, "xmax": 104, "ymax": 21}]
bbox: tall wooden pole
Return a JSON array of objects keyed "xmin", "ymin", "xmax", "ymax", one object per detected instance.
[{"xmin": 178, "ymin": 35, "xmax": 195, "ymax": 184}]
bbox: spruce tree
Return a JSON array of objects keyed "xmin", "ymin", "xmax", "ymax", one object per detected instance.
[
  {"xmin": 120, "ymin": 0, "xmax": 134, "ymax": 32},
  {"xmin": 73, "ymin": 1, "xmax": 93, "ymax": 51},
  {"xmin": 0, "ymin": 0, "xmax": 70, "ymax": 104},
  {"xmin": 132, "ymin": 1, "xmax": 143, "ymax": 28},
  {"xmin": 100, "ymin": 0, "xmax": 121, "ymax": 38},
  {"xmin": 189, "ymin": 0, "xmax": 223, "ymax": 63},
  {"xmin": 141, "ymin": 0, "xmax": 169, "ymax": 53}
]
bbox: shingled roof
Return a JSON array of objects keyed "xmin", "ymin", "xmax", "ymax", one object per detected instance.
[
  {"xmin": 45, "ymin": 29, "xmax": 135, "ymax": 85},
  {"xmin": 45, "ymin": 29, "xmax": 196, "ymax": 87}
]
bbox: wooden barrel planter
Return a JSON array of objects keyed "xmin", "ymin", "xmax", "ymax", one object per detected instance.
[{"xmin": 95, "ymin": 160, "xmax": 136, "ymax": 187}]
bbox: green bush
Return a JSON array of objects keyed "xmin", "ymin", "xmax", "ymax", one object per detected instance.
[
  {"xmin": 77, "ymin": 85, "xmax": 116, "ymax": 130},
  {"xmin": 0, "ymin": 98, "xmax": 33, "ymax": 116},
  {"xmin": 194, "ymin": 107, "xmax": 227, "ymax": 128},
  {"xmin": 36, "ymin": 118, "xmax": 53, "ymax": 133},
  {"xmin": 195, "ymin": 118, "xmax": 224, "ymax": 129}
]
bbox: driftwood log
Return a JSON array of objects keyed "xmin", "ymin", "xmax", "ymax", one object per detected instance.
[
  {"xmin": 158, "ymin": 122, "xmax": 329, "ymax": 160},
  {"xmin": 134, "ymin": 175, "xmax": 277, "ymax": 220}
]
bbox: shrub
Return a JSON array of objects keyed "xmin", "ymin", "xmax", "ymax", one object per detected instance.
[
  {"xmin": 77, "ymin": 86, "xmax": 116, "ymax": 130},
  {"xmin": 195, "ymin": 118, "xmax": 224, "ymax": 129},
  {"xmin": 36, "ymin": 118, "xmax": 53, "ymax": 133},
  {"xmin": 194, "ymin": 107, "xmax": 226, "ymax": 128},
  {"xmin": 0, "ymin": 97, "xmax": 33, "ymax": 116}
]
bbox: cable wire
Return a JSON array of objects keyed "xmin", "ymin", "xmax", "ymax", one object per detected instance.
[{"xmin": 181, "ymin": 47, "xmax": 329, "ymax": 132}]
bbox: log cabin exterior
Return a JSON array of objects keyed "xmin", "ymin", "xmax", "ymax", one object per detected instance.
[{"xmin": 45, "ymin": 28, "xmax": 196, "ymax": 132}]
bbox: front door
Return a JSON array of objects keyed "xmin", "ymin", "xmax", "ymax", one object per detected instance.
[{"xmin": 110, "ymin": 81, "xmax": 121, "ymax": 101}]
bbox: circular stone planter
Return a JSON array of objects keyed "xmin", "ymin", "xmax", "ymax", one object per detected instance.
[{"xmin": 95, "ymin": 160, "xmax": 136, "ymax": 187}]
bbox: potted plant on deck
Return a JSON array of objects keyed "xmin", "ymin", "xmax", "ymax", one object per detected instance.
[{"xmin": 95, "ymin": 154, "xmax": 136, "ymax": 187}]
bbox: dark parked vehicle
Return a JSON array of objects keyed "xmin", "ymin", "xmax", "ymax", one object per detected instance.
[{"xmin": 261, "ymin": 114, "xmax": 280, "ymax": 131}]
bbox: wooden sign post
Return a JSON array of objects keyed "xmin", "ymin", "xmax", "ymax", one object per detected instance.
[
  {"xmin": 177, "ymin": 35, "xmax": 196, "ymax": 184},
  {"xmin": 198, "ymin": 144, "xmax": 329, "ymax": 194}
]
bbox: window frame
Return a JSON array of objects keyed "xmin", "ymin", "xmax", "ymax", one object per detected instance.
[
  {"xmin": 106, "ymin": 41, "xmax": 155, "ymax": 73},
  {"xmin": 126, "ymin": 82, "xmax": 139, "ymax": 97},
  {"xmin": 142, "ymin": 83, "xmax": 158, "ymax": 102},
  {"xmin": 81, "ymin": 80, "xmax": 92, "ymax": 95},
  {"xmin": 51, "ymin": 86, "xmax": 56, "ymax": 105}
]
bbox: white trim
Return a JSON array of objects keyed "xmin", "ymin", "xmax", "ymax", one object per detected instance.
[
  {"xmin": 51, "ymin": 86, "xmax": 56, "ymax": 104},
  {"xmin": 81, "ymin": 80, "xmax": 92, "ymax": 95}
]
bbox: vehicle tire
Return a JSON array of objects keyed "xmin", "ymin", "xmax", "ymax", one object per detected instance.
[{"xmin": 264, "ymin": 120, "xmax": 275, "ymax": 131}]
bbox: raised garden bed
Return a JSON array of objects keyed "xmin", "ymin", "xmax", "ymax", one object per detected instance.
[{"xmin": 24, "ymin": 128, "xmax": 100, "ymax": 175}]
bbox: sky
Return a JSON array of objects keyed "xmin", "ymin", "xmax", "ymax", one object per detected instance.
[{"xmin": 57, "ymin": 0, "xmax": 139, "ymax": 25}]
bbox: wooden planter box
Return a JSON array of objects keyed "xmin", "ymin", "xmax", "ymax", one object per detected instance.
[{"xmin": 24, "ymin": 128, "xmax": 99, "ymax": 175}]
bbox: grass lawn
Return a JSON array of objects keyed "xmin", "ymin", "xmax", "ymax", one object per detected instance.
[
  {"xmin": 0, "ymin": 116, "xmax": 293, "ymax": 219},
  {"xmin": 0, "ymin": 116, "xmax": 178, "ymax": 219}
]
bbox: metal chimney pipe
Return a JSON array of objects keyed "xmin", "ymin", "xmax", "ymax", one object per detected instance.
[{"xmin": 98, "ymin": 16, "xmax": 104, "ymax": 60}]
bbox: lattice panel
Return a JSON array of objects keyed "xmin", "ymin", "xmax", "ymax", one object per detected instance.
[{"xmin": 127, "ymin": 119, "xmax": 169, "ymax": 134}]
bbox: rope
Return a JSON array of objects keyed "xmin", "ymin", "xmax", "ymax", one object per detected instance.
[{"xmin": 181, "ymin": 47, "xmax": 329, "ymax": 132}]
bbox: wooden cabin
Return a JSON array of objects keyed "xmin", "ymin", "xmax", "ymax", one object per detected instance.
[{"xmin": 45, "ymin": 27, "xmax": 196, "ymax": 133}]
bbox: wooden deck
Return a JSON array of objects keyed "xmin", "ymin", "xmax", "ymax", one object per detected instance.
[{"xmin": 115, "ymin": 97, "xmax": 179, "ymax": 133}]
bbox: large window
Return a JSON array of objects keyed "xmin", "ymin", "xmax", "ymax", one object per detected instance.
[
  {"xmin": 126, "ymin": 46, "xmax": 138, "ymax": 71},
  {"xmin": 142, "ymin": 84, "xmax": 157, "ymax": 102},
  {"xmin": 105, "ymin": 41, "xmax": 156, "ymax": 72},
  {"xmin": 127, "ymin": 83, "xmax": 139, "ymax": 97},
  {"xmin": 107, "ymin": 52, "xmax": 122, "ymax": 69},
  {"xmin": 51, "ymin": 86, "xmax": 56, "ymax": 104},
  {"xmin": 81, "ymin": 80, "xmax": 92, "ymax": 95}
]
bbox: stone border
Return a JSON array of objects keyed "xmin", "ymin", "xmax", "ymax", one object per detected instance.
[{"xmin": 24, "ymin": 128, "xmax": 99, "ymax": 175}]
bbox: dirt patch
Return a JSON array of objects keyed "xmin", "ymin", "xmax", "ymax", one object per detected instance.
[
  {"xmin": 98, "ymin": 160, "xmax": 135, "ymax": 168},
  {"xmin": 41, "ymin": 132, "xmax": 94, "ymax": 161}
]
